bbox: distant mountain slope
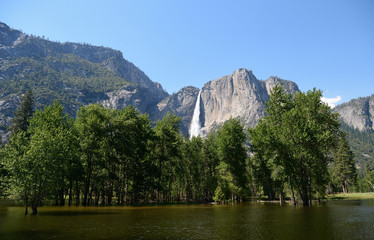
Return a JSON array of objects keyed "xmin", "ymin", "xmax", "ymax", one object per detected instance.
[
  {"xmin": 340, "ymin": 121, "xmax": 374, "ymax": 176},
  {"xmin": 0, "ymin": 22, "xmax": 168, "ymax": 137},
  {"xmin": 333, "ymin": 94, "xmax": 374, "ymax": 131}
]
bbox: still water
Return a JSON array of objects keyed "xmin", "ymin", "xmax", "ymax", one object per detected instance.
[{"xmin": 1, "ymin": 200, "xmax": 373, "ymax": 240}]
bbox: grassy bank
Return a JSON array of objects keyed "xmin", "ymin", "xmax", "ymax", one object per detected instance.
[{"xmin": 327, "ymin": 192, "xmax": 374, "ymax": 200}]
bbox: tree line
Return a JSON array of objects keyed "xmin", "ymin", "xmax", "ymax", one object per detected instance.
[{"xmin": 0, "ymin": 86, "xmax": 365, "ymax": 215}]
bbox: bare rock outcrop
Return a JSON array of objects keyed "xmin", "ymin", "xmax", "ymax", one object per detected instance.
[
  {"xmin": 153, "ymin": 86, "xmax": 199, "ymax": 135},
  {"xmin": 334, "ymin": 94, "xmax": 374, "ymax": 131},
  {"xmin": 199, "ymin": 68, "xmax": 299, "ymax": 134}
]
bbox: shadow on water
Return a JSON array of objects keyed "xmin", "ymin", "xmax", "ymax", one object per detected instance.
[
  {"xmin": 0, "ymin": 230, "xmax": 62, "ymax": 240},
  {"xmin": 1, "ymin": 200, "xmax": 373, "ymax": 240},
  {"xmin": 38, "ymin": 211, "xmax": 119, "ymax": 217}
]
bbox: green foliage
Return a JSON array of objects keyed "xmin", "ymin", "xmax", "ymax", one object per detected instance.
[
  {"xmin": 201, "ymin": 133, "xmax": 220, "ymax": 200},
  {"xmin": 213, "ymin": 186, "xmax": 225, "ymax": 202},
  {"xmin": 339, "ymin": 121, "xmax": 374, "ymax": 177},
  {"xmin": 152, "ymin": 112, "xmax": 183, "ymax": 202},
  {"xmin": 2, "ymin": 100, "xmax": 77, "ymax": 214},
  {"xmin": 216, "ymin": 118, "xmax": 249, "ymax": 200},
  {"xmin": 2, "ymin": 85, "xmax": 361, "ymax": 211},
  {"xmin": 0, "ymin": 54, "xmax": 130, "ymax": 116},
  {"xmin": 330, "ymin": 133, "xmax": 357, "ymax": 193},
  {"xmin": 249, "ymin": 85, "xmax": 340, "ymax": 205},
  {"xmin": 182, "ymin": 136, "xmax": 204, "ymax": 200},
  {"xmin": 8, "ymin": 89, "xmax": 34, "ymax": 136}
]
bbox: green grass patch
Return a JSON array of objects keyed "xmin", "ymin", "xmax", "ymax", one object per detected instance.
[{"xmin": 327, "ymin": 192, "xmax": 374, "ymax": 200}]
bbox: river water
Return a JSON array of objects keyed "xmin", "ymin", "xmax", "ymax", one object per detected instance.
[{"xmin": 1, "ymin": 200, "xmax": 373, "ymax": 239}]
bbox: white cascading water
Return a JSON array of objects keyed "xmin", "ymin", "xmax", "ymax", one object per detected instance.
[{"xmin": 189, "ymin": 90, "xmax": 202, "ymax": 138}]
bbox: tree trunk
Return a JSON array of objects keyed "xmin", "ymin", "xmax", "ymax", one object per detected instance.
[
  {"xmin": 308, "ymin": 169, "xmax": 312, "ymax": 206},
  {"xmin": 107, "ymin": 181, "xmax": 113, "ymax": 205},
  {"xmin": 31, "ymin": 202, "xmax": 38, "ymax": 215},
  {"xmin": 83, "ymin": 159, "xmax": 92, "ymax": 206},
  {"xmin": 344, "ymin": 179, "xmax": 348, "ymax": 193},
  {"xmin": 68, "ymin": 179, "xmax": 73, "ymax": 206},
  {"xmin": 75, "ymin": 180, "xmax": 80, "ymax": 206},
  {"xmin": 59, "ymin": 188, "xmax": 65, "ymax": 206},
  {"xmin": 279, "ymin": 181, "xmax": 284, "ymax": 204},
  {"xmin": 289, "ymin": 176, "xmax": 297, "ymax": 206},
  {"xmin": 302, "ymin": 196, "xmax": 309, "ymax": 206},
  {"xmin": 125, "ymin": 180, "xmax": 129, "ymax": 205},
  {"xmin": 25, "ymin": 195, "xmax": 28, "ymax": 215}
]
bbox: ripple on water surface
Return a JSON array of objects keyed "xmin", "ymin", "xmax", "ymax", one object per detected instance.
[{"xmin": 0, "ymin": 200, "xmax": 373, "ymax": 240}]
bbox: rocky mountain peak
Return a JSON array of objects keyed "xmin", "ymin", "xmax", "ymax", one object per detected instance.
[
  {"xmin": 199, "ymin": 69, "xmax": 299, "ymax": 135},
  {"xmin": 265, "ymin": 76, "xmax": 299, "ymax": 96},
  {"xmin": 0, "ymin": 22, "xmax": 24, "ymax": 48},
  {"xmin": 334, "ymin": 94, "xmax": 374, "ymax": 131},
  {"xmin": 0, "ymin": 22, "xmax": 312, "ymax": 139}
]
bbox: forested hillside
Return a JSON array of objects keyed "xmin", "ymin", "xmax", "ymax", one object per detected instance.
[
  {"xmin": 0, "ymin": 22, "xmax": 167, "ymax": 138},
  {"xmin": 1, "ymin": 53, "xmax": 131, "ymax": 113},
  {"xmin": 340, "ymin": 121, "xmax": 374, "ymax": 176}
]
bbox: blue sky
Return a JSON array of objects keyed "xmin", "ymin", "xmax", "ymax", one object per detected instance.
[{"xmin": 1, "ymin": 0, "xmax": 373, "ymax": 104}]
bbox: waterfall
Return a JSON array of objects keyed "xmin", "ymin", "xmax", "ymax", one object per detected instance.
[{"xmin": 189, "ymin": 90, "xmax": 201, "ymax": 138}]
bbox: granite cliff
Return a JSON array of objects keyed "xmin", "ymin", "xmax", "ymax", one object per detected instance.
[
  {"xmin": 333, "ymin": 95, "xmax": 374, "ymax": 131},
  {"xmin": 2, "ymin": 21, "xmax": 372, "ymax": 140},
  {"xmin": 199, "ymin": 68, "xmax": 299, "ymax": 135}
]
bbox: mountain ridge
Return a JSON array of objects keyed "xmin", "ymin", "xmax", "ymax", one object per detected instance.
[
  {"xmin": 1, "ymin": 21, "xmax": 372, "ymax": 140},
  {"xmin": 0, "ymin": 22, "xmax": 169, "ymax": 138}
]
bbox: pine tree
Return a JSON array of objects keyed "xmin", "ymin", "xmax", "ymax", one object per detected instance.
[
  {"xmin": 8, "ymin": 89, "xmax": 34, "ymax": 136},
  {"xmin": 334, "ymin": 133, "xmax": 357, "ymax": 193}
]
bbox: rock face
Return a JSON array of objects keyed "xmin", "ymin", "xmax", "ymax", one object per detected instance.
[
  {"xmin": 0, "ymin": 94, "xmax": 20, "ymax": 123},
  {"xmin": 153, "ymin": 86, "xmax": 200, "ymax": 135},
  {"xmin": 0, "ymin": 21, "xmax": 312, "ymax": 139},
  {"xmin": 199, "ymin": 68, "xmax": 299, "ymax": 134},
  {"xmin": 0, "ymin": 22, "xmax": 168, "ymax": 137},
  {"xmin": 334, "ymin": 94, "xmax": 374, "ymax": 131}
]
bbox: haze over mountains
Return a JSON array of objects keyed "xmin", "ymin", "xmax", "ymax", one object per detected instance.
[{"xmin": 0, "ymin": 21, "xmax": 373, "ymax": 141}]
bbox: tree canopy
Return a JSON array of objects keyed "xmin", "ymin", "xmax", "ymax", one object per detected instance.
[{"xmin": 0, "ymin": 85, "xmax": 361, "ymax": 213}]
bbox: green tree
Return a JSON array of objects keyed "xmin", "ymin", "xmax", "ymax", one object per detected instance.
[
  {"xmin": 332, "ymin": 133, "xmax": 357, "ymax": 193},
  {"xmin": 152, "ymin": 112, "xmax": 183, "ymax": 203},
  {"xmin": 182, "ymin": 136, "xmax": 204, "ymax": 201},
  {"xmin": 201, "ymin": 133, "xmax": 220, "ymax": 201},
  {"xmin": 8, "ymin": 89, "xmax": 34, "ymax": 136},
  {"xmin": 3, "ymin": 101, "xmax": 76, "ymax": 214},
  {"xmin": 75, "ymin": 104, "xmax": 109, "ymax": 206},
  {"xmin": 249, "ymin": 85, "xmax": 340, "ymax": 205},
  {"xmin": 249, "ymin": 122, "xmax": 279, "ymax": 200},
  {"xmin": 363, "ymin": 163, "xmax": 374, "ymax": 192},
  {"xmin": 112, "ymin": 107, "xmax": 154, "ymax": 204},
  {"xmin": 216, "ymin": 117, "xmax": 249, "ymax": 200},
  {"xmin": 0, "ymin": 135, "xmax": 10, "ymax": 198}
]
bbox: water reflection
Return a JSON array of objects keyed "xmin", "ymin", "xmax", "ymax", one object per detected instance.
[{"xmin": 0, "ymin": 200, "xmax": 373, "ymax": 240}]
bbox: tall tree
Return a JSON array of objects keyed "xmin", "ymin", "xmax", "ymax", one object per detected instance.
[
  {"xmin": 249, "ymin": 85, "xmax": 340, "ymax": 205},
  {"xmin": 152, "ymin": 112, "xmax": 183, "ymax": 203},
  {"xmin": 8, "ymin": 89, "xmax": 34, "ymax": 136},
  {"xmin": 216, "ymin": 118, "xmax": 249, "ymax": 200},
  {"xmin": 182, "ymin": 136, "xmax": 204, "ymax": 201},
  {"xmin": 363, "ymin": 163, "xmax": 374, "ymax": 192},
  {"xmin": 201, "ymin": 133, "xmax": 220, "ymax": 201},
  {"xmin": 333, "ymin": 133, "xmax": 357, "ymax": 193},
  {"xmin": 249, "ymin": 85, "xmax": 293, "ymax": 201},
  {"xmin": 75, "ymin": 104, "xmax": 108, "ymax": 206},
  {"xmin": 3, "ymin": 101, "xmax": 76, "ymax": 214}
]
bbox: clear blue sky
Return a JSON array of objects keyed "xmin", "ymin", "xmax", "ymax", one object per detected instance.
[{"xmin": 1, "ymin": 0, "xmax": 373, "ymax": 104}]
